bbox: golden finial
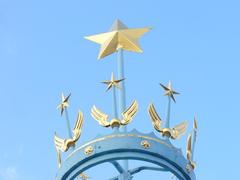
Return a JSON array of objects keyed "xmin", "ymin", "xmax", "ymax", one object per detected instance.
[
  {"xmin": 85, "ymin": 19, "xmax": 151, "ymax": 59},
  {"xmin": 57, "ymin": 93, "xmax": 71, "ymax": 115},
  {"xmin": 148, "ymin": 103, "xmax": 187, "ymax": 140},
  {"xmin": 160, "ymin": 81, "xmax": 180, "ymax": 103},
  {"xmin": 102, "ymin": 73, "xmax": 125, "ymax": 91}
]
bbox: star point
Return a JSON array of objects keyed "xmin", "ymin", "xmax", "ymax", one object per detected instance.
[
  {"xmin": 160, "ymin": 81, "xmax": 179, "ymax": 103},
  {"xmin": 85, "ymin": 19, "xmax": 151, "ymax": 59},
  {"xmin": 102, "ymin": 73, "xmax": 125, "ymax": 91},
  {"xmin": 194, "ymin": 116, "xmax": 198, "ymax": 130},
  {"xmin": 57, "ymin": 93, "xmax": 71, "ymax": 115}
]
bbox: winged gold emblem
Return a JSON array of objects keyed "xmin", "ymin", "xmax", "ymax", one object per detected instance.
[
  {"xmin": 148, "ymin": 103, "xmax": 187, "ymax": 139},
  {"xmin": 54, "ymin": 111, "xmax": 84, "ymax": 167},
  {"xmin": 91, "ymin": 100, "xmax": 138, "ymax": 128},
  {"xmin": 186, "ymin": 134, "xmax": 196, "ymax": 170}
]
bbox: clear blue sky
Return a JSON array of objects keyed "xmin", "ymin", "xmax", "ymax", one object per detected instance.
[{"xmin": 0, "ymin": 0, "xmax": 240, "ymax": 179}]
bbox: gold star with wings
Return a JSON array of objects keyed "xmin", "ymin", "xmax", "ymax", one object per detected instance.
[
  {"xmin": 148, "ymin": 103, "xmax": 187, "ymax": 140},
  {"xmin": 160, "ymin": 81, "xmax": 180, "ymax": 103},
  {"xmin": 85, "ymin": 19, "xmax": 151, "ymax": 59},
  {"xmin": 102, "ymin": 73, "xmax": 125, "ymax": 91},
  {"xmin": 186, "ymin": 134, "xmax": 196, "ymax": 170},
  {"xmin": 91, "ymin": 100, "xmax": 138, "ymax": 128},
  {"xmin": 54, "ymin": 111, "xmax": 84, "ymax": 167},
  {"xmin": 57, "ymin": 93, "xmax": 71, "ymax": 115}
]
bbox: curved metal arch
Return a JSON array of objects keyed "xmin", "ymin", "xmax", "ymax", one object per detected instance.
[{"xmin": 56, "ymin": 130, "xmax": 195, "ymax": 180}]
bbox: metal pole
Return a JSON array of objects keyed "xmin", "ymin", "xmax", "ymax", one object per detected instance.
[
  {"xmin": 165, "ymin": 95, "xmax": 171, "ymax": 143},
  {"xmin": 64, "ymin": 108, "xmax": 72, "ymax": 138},
  {"xmin": 117, "ymin": 49, "xmax": 128, "ymax": 172},
  {"xmin": 113, "ymin": 86, "xmax": 118, "ymax": 118},
  {"xmin": 113, "ymin": 86, "xmax": 119, "ymax": 133},
  {"xmin": 192, "ymin": 129, "xmax": 197, "ymax": 160},
  {"xmin": 117, "ymin": 49, "xmax": 127, "ymax": 116},
  {"xmin": 165, "ymin": 95, "xmax": 171, "ymax": 128}
]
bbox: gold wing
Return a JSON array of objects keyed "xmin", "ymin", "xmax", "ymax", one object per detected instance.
[
  {"xmin": 148, "ymin": 103, "xmax": 162, "ymax": 132},
  {"xmin": 54, "ymin": 133, "xmax": 67, "ymax": 152},
  {"xmin": 172, "ymin": 121, "xmax": 188, "ymax": 139},
  {"xmin": 54, "ymin": 134, "xmax": 63, "ymax": 168},
  {"xmin": 91, "ymin": 105, "xmax": 110, "ymax": 127},
  {"xmin": 72, "ymin": 111, "xmax": 84, "ymax": 140},
  {"xmin": 56, "ymin": 149, "xmax": 62, "ymax": 168},
  {"xmin": 186, "ymin": 134, "xmax": 192, "ymax": 161},
  {"xmin": 121, "ymin": 100, "xmax": 138, "ymax": 125}
]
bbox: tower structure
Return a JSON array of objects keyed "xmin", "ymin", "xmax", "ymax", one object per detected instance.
[{"xmin": 54, "ymin": 20, "xmax": 198, "ymax": 180}]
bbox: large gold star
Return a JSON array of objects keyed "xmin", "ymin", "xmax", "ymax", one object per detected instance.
[
  {"xmin": 160, "ymin": 81, "xmax": 180, "ymax": 103},
  {"xmin": 57, "ymin": 93, "xmax": 71, "ymax": 115},
  {"xmin": 85, "ymin": 19, "xmax": 151, "ymax": 59},
  {"xmin": 102, "ymin": 73, "xmax": 125, "ymax": 91}
]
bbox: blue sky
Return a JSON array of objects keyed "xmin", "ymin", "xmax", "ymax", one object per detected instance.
[{"xmin": 0, "ymin": 0, "xmax": 240, "ymax": 179}]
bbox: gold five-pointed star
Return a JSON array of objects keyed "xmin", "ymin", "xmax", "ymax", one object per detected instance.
[
  {"xmin": 160, "ymin": 81, "xmax": 180, "ymax": 103},
  {"xmin": 85, "ymin": 19, "xmax": 151, "ymax": 59},
  {"xmin": 57, "ymin": 93, "xmax": 71, "ymax": 115},
  {"xmin": 102, "ymin": 73, "xmax": 125, "ymax": 91}
]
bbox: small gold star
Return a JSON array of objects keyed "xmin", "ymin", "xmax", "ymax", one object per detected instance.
[
  {"xmin": 160, "ymin": 81, "xmax": 179, "ymax": 103},
  {"xmin": 57, "ymin": 93, "xmax": 71, "ymax": 115},
  {"xmin": 85, "ymin": 19, "xmax": 151, "ymax": 59},
  {"xmin": 102, "ymin": 73, "xmax": 125, "ymax": 91}
]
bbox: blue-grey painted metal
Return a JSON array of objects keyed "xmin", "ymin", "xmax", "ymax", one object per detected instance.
[
  {"xmin": 56, "ymin": 129, "xmax": 196, "ymax": 180},
  {"xmin": 117, "ymin": 49, "xmax": 127, "ymax": 125},
  {"xmin": 165, "ymin": 96, "xmax": 171, "ymax": 143},
  {"xmin": 110, "ymin": 166, "xmax": 168, "ymax": 180},
  {"xmin": 65, "ymin": 108, "xmax": 72, "ymax": 139},
  {"xmin": 165, "ymin": 95, "xmax": 171, "ymax": 128},
  {"xmin": 112, "ymin": 86, "xmax": 118, "ymax": 119},
  {"xmin": 192, "ymin": 128, "xmax": 197, "ymax": 160},
  {"xmin": 110, "ymin": 161, "xmax": 125, "ymax": 174},
  {"xmin": 117, "ymin": 49, "xmax": 128, "ymax": 171}
]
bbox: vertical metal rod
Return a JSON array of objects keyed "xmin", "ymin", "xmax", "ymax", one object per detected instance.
[
  {"xmin": 165, "ymin": 95, "xmax": 171, "ymax": 128},
  {"xmin": 64, "ymin": 108, "xmax": 72, "ymax": 139},
  {"xmin": 117, "ymin": 49, "xmax": 128, "ymax": 172},
  {"xmin": 113, "ymin": 86, "xmax": 118, "ymax": 118},
  {"xmin": 192, "ymin": 129, "xmax": 197, "ymax": 160},
  {"xmin": 113, "ymin": 86, "xmax": 119, "ymax": 133},
  {"xmin": 117, "ymin": 49, "xmax": 127, "ymax": 116},
  {"xmin": 165, "ymin": 95, "xmax": 171, "ymax": 143}
]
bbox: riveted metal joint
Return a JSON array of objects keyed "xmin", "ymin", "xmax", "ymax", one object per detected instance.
[
  {"xmin": 141, "ymin": 140, "xmax": 151, "ymax": 149},
  {"xmin": 84, "ymin": 146, "xmax": 94, "ymax": 156}
]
